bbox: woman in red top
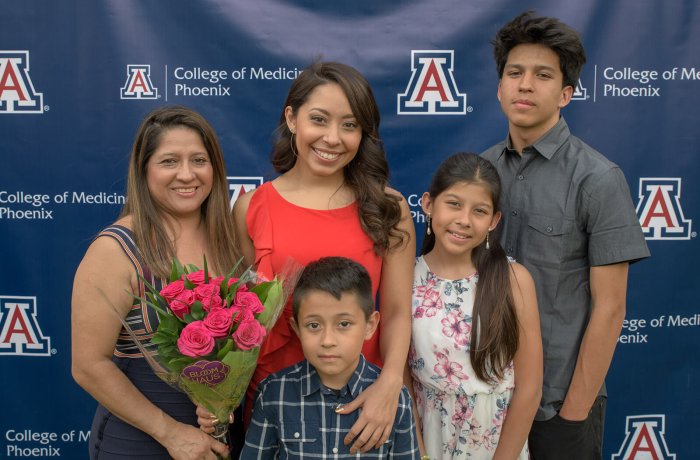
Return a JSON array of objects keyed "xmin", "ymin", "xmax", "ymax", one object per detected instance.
[{"xmin": 226, "ymin": 61, "xmax": 414, "ymax": 454}]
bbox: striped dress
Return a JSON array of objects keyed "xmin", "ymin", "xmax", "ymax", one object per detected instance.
[{"xmin": 88, "ymin": 225, "xmax": 198, "ymax": 459}]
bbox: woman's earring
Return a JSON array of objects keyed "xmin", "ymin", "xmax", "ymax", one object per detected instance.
[
  {"xmin": 290, "ymin": 131, "xmax": 297, "ymax": 157},
  {"xmin": 486, "ymin": 231, "xmax": 490, "ymax": 250},
  {"xmin": 426, "ymin": 213, "xmax": 432, "ymax": 235}
]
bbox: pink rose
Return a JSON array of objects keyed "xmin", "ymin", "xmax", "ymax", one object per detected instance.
[
  {"xmin": 209, "ymin": 276, "xmax": 224, "ymax": 288},
  {"xmin": 232, "ymin": 319, "xmax": 266, "ymax": 351},
  {"xmin": 160, "ymin": 279, "xmax": 185, "ymax": 302},
  {"xmin": 194, "ymin": 284, "xmax": 223, "ymax": 311},
  {"xmin": 227, "ymin": 277, "xmax": 248, "ymax": 292},
  {"xmin": 170, "ymin": 289, "xmax": 196, "ymax": 319},
  {"xmin": 177, "ymin": 321, "xmax": 215, "ymax": 357},
  {"xmin": 229, "ymin": 305, "xmax": 254, "ymax": 325},
  {"xmin": 233, "ymin": 291, "xmax": 264, "ymax": 315},
  {"xmin": 186, "ymin": 270, "xmax": 206, "ymax": 285},
  {"xmin": 201, "ymin": 295, "xmax": 223, "ymax": 311},
  {"xmin": 203, "ymin": 308, "xmax": 233, "ymax": 338}
]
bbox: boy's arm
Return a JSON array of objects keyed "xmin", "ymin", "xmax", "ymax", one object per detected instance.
[
  {"xmin": 388, "ymin": 387, "xmax": 421, "ymax": 459},
  {"xmin": 240, "ymin": 389, "xmax": 279, "ymax": 459},
  {"xmin": 560, "ymin": 167, "xmax": 642, "ymax": 420},
  {"xmin": 559, "ymin": 263, "xmax": 628, "ymax": 420}
]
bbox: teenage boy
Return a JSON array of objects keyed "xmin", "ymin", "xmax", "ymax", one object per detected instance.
[
  {"xmin": 482, "ymin": 11, "xmax": 650, "ymax": 459},
  {"xmin": 241, "ymin": 256, "xmax": 420, "ymax": 459}
]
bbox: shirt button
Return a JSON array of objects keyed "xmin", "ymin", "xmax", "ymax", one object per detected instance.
[
  {"xmin": 332, "ymin": 447, "xmax": 338, "ymax": 453},
  {"xmin": 507, "ymin": 247, "xmax": 513, "ymax": 254},
  {"xmin": 517, "ymin": 174, "xmax": 524, "ymax": 180},
  {"xmin": 546, "ymin": 226, "xmax": 553, "ymax": 233},
  {"xmin": 294, "ymin": 432, "xmax": 300, "ymax": 439},
  {"xmin": 511, "ymin": 210, "xmax": 518, "ymax": 216}
]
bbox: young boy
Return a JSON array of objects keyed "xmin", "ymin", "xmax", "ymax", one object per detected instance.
[
  {"xmin": 481, "ymin": 11, "xmax": 649, "ymax": 459},
  {"xmin": 241, "ymin": 256, "xmax": 420, "ymax": 459}
]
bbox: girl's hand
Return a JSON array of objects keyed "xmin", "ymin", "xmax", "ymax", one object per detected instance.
[{"xmin": 340, "ymin": 374, "xmax": 402, "ymax": 453}]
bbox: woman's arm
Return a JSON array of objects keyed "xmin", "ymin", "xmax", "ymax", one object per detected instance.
[
  {"xmin": 403, "ymin": 363, "xmax": 426, "ymax": 455},
  {"xmin": 343, "ymin": 192, "xmax": 416, "ymax": 453},
  {"xmin": 71, "ymin": 235, "xmax": 228, "ymax": 460},
  {"xmin": 493, "ymin": 262, "xmax": 543, "ymax": 460}
]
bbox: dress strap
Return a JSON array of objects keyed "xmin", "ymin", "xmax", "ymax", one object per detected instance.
[{"xmin": 96, "ymin": 225, "xmax": 163, "ymax": 357}]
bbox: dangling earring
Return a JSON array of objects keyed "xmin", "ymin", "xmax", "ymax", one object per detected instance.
[
  {"xmin": 290, "ymin": 130, "xmax": 298, "ymax": 158},
  {"xmin": 426, "ymin": 213, "xmax": 432, "ymax": 235},
  {"xmin": 486, "ymin": 231, "xmax": 490, "ymax": 250}
]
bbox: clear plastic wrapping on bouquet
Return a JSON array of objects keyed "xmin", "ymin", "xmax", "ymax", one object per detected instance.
[{"xmin": 94, "ymin": 257, "xmax": 300, "ymax": 454}]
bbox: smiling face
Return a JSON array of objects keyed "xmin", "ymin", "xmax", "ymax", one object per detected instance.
[
  {"xmin": 422, "ymin": 181, "xmax": 501, "ymax": 262},
  {"xmin": 497, "ymin": 43, "xmax": 573, "ymax": 146},
  {"xmin": 284, "ymin": 82, "xmax": 362, "ymax": 180},
  {"xmin": 291, "ymin": 290, "xmax": 378, "ymax": 389},
  {"xmin": 146, "ymin": 126, "xmax": 213, "ymax": 220}
]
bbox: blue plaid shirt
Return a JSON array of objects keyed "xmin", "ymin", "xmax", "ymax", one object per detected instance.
[{"xmin": 241, "ymin": 355, "xmax": 420, "ymax": 459}]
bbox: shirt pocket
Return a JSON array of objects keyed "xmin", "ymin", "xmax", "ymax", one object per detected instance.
[
  {"xmin": 525, "ymin": 213, "xmax": 571, "ymax": 269},
  {"xmin": 280, "ymin": 422, "xmax": 319, "ymax": 453}
]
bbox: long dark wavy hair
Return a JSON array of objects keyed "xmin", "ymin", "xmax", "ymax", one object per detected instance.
[
  {"xmin": 422, "ymin": 153, "xmax": 518, "ymax": 383},
  {"xmin": 271, "ymin": 61, "xmax": 407, "ymax": 254},
  {"xmin": 120, "ymin": 106, "xmax": 241, "ymax": 277}
]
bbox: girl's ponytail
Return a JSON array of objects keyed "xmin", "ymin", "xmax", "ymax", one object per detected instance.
[{"xmin": 471, "ymin": 239, "xmax": 519, "ymax": 383}]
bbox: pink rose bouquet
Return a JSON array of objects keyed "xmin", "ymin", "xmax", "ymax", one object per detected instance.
[{"xmin": 113, "ymin": 257, "xmax": 295, "ymax": 456}]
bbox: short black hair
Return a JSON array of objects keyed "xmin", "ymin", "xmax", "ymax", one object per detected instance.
[
  {"xmin": 492, "ymin": 11, "xmax": 586, "ymax": 89},
  {"xmin": 292, "ymin": 257, "xmax": 374, "ymax": 320}
]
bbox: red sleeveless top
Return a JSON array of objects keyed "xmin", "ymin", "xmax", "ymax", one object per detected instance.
[{"xmin": 245, "ymin": 182, "xmax": 383, "ymax": 422}]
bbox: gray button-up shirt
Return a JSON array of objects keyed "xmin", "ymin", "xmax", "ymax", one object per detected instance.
[{"xmin": 482, "ymin": 117, "xmax": 650, "ymax": 420}]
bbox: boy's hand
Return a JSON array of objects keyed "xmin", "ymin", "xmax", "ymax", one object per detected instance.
[{"xmin": 340, "ymin": 374, "xmax": 402, "ymax": 453}]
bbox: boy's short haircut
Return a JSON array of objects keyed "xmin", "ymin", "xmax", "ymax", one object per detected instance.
[
  {"xmin": 292, "ymin": 256, "xmax": 374, "ymax": 321},
  {"xmin": 492, "ymin": 10, "xmax": 587, "ymax": 89}
]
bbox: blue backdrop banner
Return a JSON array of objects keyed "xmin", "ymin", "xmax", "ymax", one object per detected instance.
[{"xmin": 1, "ymin": 1, "xmax": 696, "ymax": 458}]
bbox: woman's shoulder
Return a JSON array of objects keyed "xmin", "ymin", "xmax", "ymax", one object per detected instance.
[
  {"xmin": 383, "ymin": 185, "xmax": 407, "ymax": 201},
  {"xmin": 93, "ymin": 217, "xmax": 136, "ymax": 246},
  {"xmin": 77, "ymin": 222, "xmax": 136, "ymax": 283},
  {"xmin": 233, "ymin": 183, "xmax": 270, "ymax": 217},
  {"xmin": 235, "ymin": 186, "xmax": 257, "ymax": 209},
  {"xmin": 382, "ymin": 185, "xmax": 412, "ymax": 224}
]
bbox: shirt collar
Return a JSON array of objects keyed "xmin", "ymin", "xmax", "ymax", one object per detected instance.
[
  {"xmin": 501, "ymin": 117, "xmax": 570, "ymax": 160},
  {"xmin": 301, "ymin": 354, "xmax": 368, "ymax": 398}
]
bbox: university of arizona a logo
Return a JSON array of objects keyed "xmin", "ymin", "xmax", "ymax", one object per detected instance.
[
  {"xmin": 0, "ymin": 296, "xmax": 51, "ymax": 356},
  {"xmin": 120, "ymin": 64, "xmax": 159, "ymax": 99},
  {"xmin": 398, "ymin": 50, "xmax": 466, "ymax": 115},
  {"xmin": 613, "ymin": 415, "xmax": 676, "ymax": 459},
  {"xmin": 636, "ymin": 178, "xmax": 692, "ymax": 240},
  {"xmin": 227, "ymin": 176, "xmax": 264, "ymax": 210},
  {"xmin": 571, "ymin": 78, "xmax": 588, "ymax": 100},
  {"xmin": 0, "ymin": 51, "xmax": 44, "ymax": 113}
]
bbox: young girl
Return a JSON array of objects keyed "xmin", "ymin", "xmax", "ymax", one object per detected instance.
[
  {"xmin": 408, "ymin": 153, "xmax": 542, "ymax": 460},
  {"xmin": 198, "ymin": 61, "xmax": 416, "ymax": 454}
]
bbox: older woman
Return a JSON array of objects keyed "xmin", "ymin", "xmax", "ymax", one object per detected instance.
[{"xmin": 72, "ymin": 106, "xmax": 239, "ymax": 460}]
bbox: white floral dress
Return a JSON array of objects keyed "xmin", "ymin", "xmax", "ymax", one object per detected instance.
[{"xmin": 409, "ymin": 256, "xmax": 528, "ymax": 460}]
